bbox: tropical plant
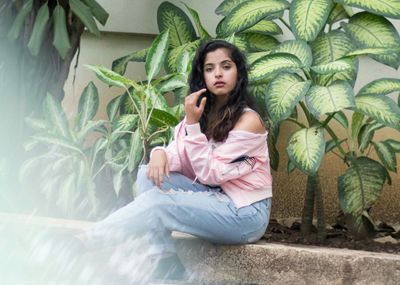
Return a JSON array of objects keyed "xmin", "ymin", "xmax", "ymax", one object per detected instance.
[
  {"xmin": 114, "ymin": 0, "xmax": 400, "ymax": 239},
  {"xmin": 0, "ymin": 0, "xmax": 109, "ymax": 205}
]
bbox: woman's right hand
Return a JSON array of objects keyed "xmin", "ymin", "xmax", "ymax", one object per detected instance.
[{"xmin": 147, "ymin": 149, "xmax": 170, "ymax": 187}]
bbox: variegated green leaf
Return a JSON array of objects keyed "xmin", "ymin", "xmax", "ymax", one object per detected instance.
[
  {"xmin": 76, "ymin": 82, "xmax": 99, "ymax": 131},
  {"xmin": 112, "ymin": 48, "xmax": 148, "ymax": 76},
  {"xmin": 112, "ymin": 164, "xmax": 127, "ymax": 196},
  {"xmin": 351, "ymin": 111, "xmax": 365, "ymax": 140},
  {"xmin": 183, "ymin": 3, "xmax": 211, "ymax": 39},
  {"xmin": 148, "ymin": 108, "xmax": 179, "ymax": 128},
  {"xmin": 220, "ymin": 0, "xmax": 289, "ymax": 36},
  {"xmin": 373, "ymin": 141, "xmax": 397, "ymax": 172},
  {"xmin": 215, "ymin": 0, "xmax": 249, "ymax": 16},
  {"xmin": 77, "ymin": 120, "xmax": 106, "ymax": 144},
  {"xmin": 311, "ymin": 30, "xmax": 357, "ymax": 86},
  {"xmin": 335, "ymin": 0, "xmax": 400, "ymax": 19},
  {"xmin": 7, "ymin": 0, "xmax": 33, "ymax": 41},
  {"xmin": 333, "ymin": 111, "xmax": 349, "ymax": 129},
  {"xmin": 27, "ymin": 2, "xmax": 49, "ymax": 56},
  {"xmin": 159, "ymin": 74, "xmax": 187, "ymax": 93},
  {"xmin": 85, "ymin": 65, "xmax": 134, "ymax": 89},
  {"xmin": 338, "ymin": 157, "xmax": 386, "ymax": 229},
  {"xmin": 306, "ymin": 82, "xmax": 356, "ymax": 117},
  {"xmin": 25, "ymin": 117, "xmax": 47, "ymax": 131},
  {"xmin": 249, "ymin": 53, "xmax": 303, "ymax": 83},
  {"xmin": 228, "ymin": 34, "xmax": 250, "ymax": 52},
  {"xmin": 358, "ymin": 122, "xmax": 384, "ymax": 152},
  {"xmin": 355, "ymin": 95, "xmax": 400, "ymax": 129},
  {"xmin": 113, "ymin": 114, "xmax": 139, "ymax": 133},
  {"xmin": 52, "ymin": 4, "xmax": 71, "ymax": 59},
  {"xmin": 343, "ymin": 12, "xmax": 400, "ymax": 69},
  {"xmin": 243, "ymin": 19, "xmax": 283, "ymax": 35},
  {"xmin": 43, "ymin": 93, "xmax": 70, "ymax": 138},
  {"xmin": 267, "ymin": 119, "xmax": 280, "ymax": 171},
  {"xmin": 327, "ymin": 4, "xmax": 351, "ymax": 24},
  {"xmin": 247, "ymin": 51, "xmax": 271, "ymax": 65},
  {"xmin": 249, "ymin": 83, "xmax": 270, "ymax": 119},
  {"xmin": 107, "ymin": 95, "xmax": 122, "ymax": 121},
  {"xmin": 176, "ymin": 50, "xmax": 194, "ymax": 74},
  {"xmin": 146, "ymin": 30, "xmax": 170, "ymax": 82},
  {"xmin": 128, "ymin": 129, "xmax": 143, "ymax": 172},
  {"xmin": 289, "ymin": 0, "xmax": 334, "ymax": 42},
  {"xmin": 242, "ymin": 33, "xmax": 279, "ymax": 52},
  {"xmin": 266, "ymin": 73, "xmax": 311, "ymax": 123},
  {"xmin": 271, "ymin": 40, "xmax": 312, "ymax": 68},
  {"xmin": 311, "ymin": 58, "xmax": 355, "ymax": 74},
  {"xmin": 343, "ymin": 47, "xmax": 400, "ymax": 57},
  {"xmin": 157, "ymin": 1, "xmax": 196, "ymax": 48},
  {"xmin": 81, "ymin": 0, "xmax": 109, "ymax": 25},
  {"xmin": 357, "ymin": 78, "xmax": 400, "ymax": 96},
  {"xmin": 69, "ymin": 0, "xmax": 100, "ymax": 36},
  {"xmin": 287, "ymin": 127, "xmax": 325, "ymax": 175},
  {"xmin": 384, "ymin": 139, "xmax": 400, "ymax": 152},
  {"xmin": 165, "ymin": 40, "xmax": 200, "ymax": 73},
  {"xmin": 32, "ymin": 134, "xmax": 81, "ymax": 154}
]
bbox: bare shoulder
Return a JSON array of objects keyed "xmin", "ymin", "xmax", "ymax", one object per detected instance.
[{"xmin": 233, "ymin": 111, "xmax": 266, "ymax": 134}]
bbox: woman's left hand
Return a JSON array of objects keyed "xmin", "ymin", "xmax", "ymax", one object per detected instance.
[{"xmin": 185, "ymin": 88, "xmax": 207, "ymax": 124}]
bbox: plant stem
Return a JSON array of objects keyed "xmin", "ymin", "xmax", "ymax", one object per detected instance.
[
  {"xmin": 301, "ymin": 175, "xmax": 315, "ymax": 236},
  {"xmin": 321, "ymin": 112, "xmax": 336, "ymax": 128},
  {"xmin": 324, "ymin": 124, "xmax": 347, "ymax": 157},
  {"xmin": 279, "ymin": 17, "xmax": 292, "ymax": 32},
  {"xmin": 314, "ymin": 173, "xmax": 326, "ymax": 241},
  {"xmin": 286, "ymin": 117, "xmax": 307, "ymax": 128},
  {"xmin": 299, "ymin": 101, "xmax": 313, "ymax": 126}
]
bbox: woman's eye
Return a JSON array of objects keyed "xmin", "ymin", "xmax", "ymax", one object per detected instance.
[
  {"xmin": 205, "ymin": 67, "xmax": 213, "ymax": 72},
  {"xmin": 223, "ymin": 65, "xmax": 231, "ymax": 70}
]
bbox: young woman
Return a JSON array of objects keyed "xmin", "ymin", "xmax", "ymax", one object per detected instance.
[{"xmin": 83, "ymin": 39, "xmax": 273, "ymax": 282}]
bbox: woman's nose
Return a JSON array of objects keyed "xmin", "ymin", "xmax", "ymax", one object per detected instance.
[{"xmin": 214, "ymin": 67, "xmax": 222, "ymax": 77}]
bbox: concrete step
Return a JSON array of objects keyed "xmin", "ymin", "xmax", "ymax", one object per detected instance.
[{"xmin": 1, "ymin": 212, "xmax": 399, "ymax": 285}]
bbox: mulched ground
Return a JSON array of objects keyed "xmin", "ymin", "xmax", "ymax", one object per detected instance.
[{"xmin": 262, "ymin": 219, "xmax": 400, "ymax": 255}]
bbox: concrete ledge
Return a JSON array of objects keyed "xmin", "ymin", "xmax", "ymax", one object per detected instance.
[{"xmin": 1, "ymin": 213, "xmax": 399, "ymax": 285}]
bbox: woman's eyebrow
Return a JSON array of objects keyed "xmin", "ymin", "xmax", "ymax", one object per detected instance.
[{"xmin": 204, "ymin": 59, "xmax": 232, "ymax": 66}]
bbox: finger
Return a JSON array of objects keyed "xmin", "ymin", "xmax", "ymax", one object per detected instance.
[
  {"xmin": 158, "ymin": 166, "xmax": 165, "ymax": 185},
  {"xmin": 165, "ymin": 163, "xmax": 170, "ymax": 177},
  {"xmin": 190, "ymin": 88, "xmax": 207, "ymax": 100},
  {"xmin": 153, "ymin": 167, "xmax": 160, "ymax": 187},
  {"xmin": 198, "ymin": 97, "xmax": 207, "ymax": 112}
]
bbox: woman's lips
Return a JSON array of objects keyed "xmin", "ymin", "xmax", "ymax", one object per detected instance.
[{"xmin": 214, "ymin": 81, "xmax": 225, "ymax": 87}]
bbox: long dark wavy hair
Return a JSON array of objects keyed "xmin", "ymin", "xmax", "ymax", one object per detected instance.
[{"xmin": 189, "ymin": 39, "xmax": 255, "ymax": 142}]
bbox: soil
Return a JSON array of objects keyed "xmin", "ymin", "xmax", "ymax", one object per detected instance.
[{"xmin": 262, "ymin": 219, "xmax": 400, "ymax": 255}]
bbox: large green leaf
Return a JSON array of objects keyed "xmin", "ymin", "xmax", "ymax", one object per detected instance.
[
  {"xmin": 77, "ymin": 120, "xmax": 106, "ymax": 144},
  {"xmin": 113, "ymin": 114, "xmax": 139, "ymax": 133},
  {"xmin": 158, "ymin": 74, "xmax": 187, "ymax": 93},
  {"xmin": 247, "ymin": 51, "xmax": 271, "ymax": 65},
  {"xmin": 343, "ymin": 47, "xmax": 400, "ymax": 57},
  {"xmin": 220, "ymin": 0, "xmax": 289, "ymax": 36},
  {"xmin": 333, "ymin": 111, "xmax": 349, "ymax": 129},
  {"xmin": 32, "ymin": 134, "xmax": 81, "ymax": 154},
  {"xmin": 85, "ymin": 65, "xmax": 135, "ymax": 89},
  {"xmin": 289, "ymin": 0, "xmax": 334, "ymax": 42},
  {"xmin": 373, "ymin": 141, "xmax": 397, "ymax": 172},
  {"xmin": 81, "ymin": 0, "xmax": 109, "ymax": 25},
  {"xmin": 266, "ymin": 73, "xmax": 311, "ymax": 123},
  {"xmin": 287, "ymin": 127, "xmax": 325, "ymax": 175},
  {"xmin": 311, "ymin": 58, "xmax": 355, "ymax": 74},
  {"xmin": 157, "ymin": 1, "xmax": 196, "ymax": 48},
  {"xmin": 249, "ymin": 83, "xmax": 270, "ymax": 119},
  {"xmin": 306, "ymin": 82, "xmax": 356, "ymax": 118},
  {"xmin": 249, "ymin": 53, "xmax": 303, "ymax": 83},
  {"xmin": 148, "ymin": 108, "xmax": 179, "ymax": 128},
  {"xmin": 241, "ymin": 33, "xmax": 279, "ymax": 52},
  {"xmin": 335, "ymin": 0, "xmax": 400, "ymax": 19},
  {"xmin": 243, "ymin": 19, "xmax": 283, "ymax": 35},
  {"xmin": 107, "ymin": 95, "xmax": 122, "ymax": 121},
  {"xmin": 355, "ymin": 95, "xmax": 400, "ymax": 130},
  {"xmin": 7, "ymin": 0, "xmax": 33, "ymax": 41},
  {"xmin": 357, "ymin": 78, "xmax": 400, "ymax": 96},
  {"xmin": 311, "ymin": 30, "xmax": 358, "ymax": 86},
  {"xmin": 27, "ymin": 3, "xmax": 49, "ymax": 56},
  {"xmin": 358, "ymin": 122, "xmax": 384, "ymax": 152},
  {"xmin": 112, "ymin": 48, "xmax": 148, "ymax": 76},
  {"xmin": 351, "ymin": 111, "xmax": 364, "ymax": 140},
  {"xmin": 128, "ymin": 129, "xmax": 144, "ymax": 172},
  {"xmin": 165, "ymin": 40, "xmax": 200, "ymax": 73},
  {"xmin": 145, "ymin": 30, "xmax": 170, "ymax": 82},
  {"xmin": 215, "ymin": 0, "xmax": 249, "ymax": 16},
  {"xmin": 338, "ymin": 157, "xmax": 386, "ymax": 224},
  {"xmin": 267, "ymin": 119, "xmax": 280, "ymax": 171},
  {"xmin": 43, "ymin": 93, "xmax": 70, "ymax": 138},
  {"xmin": 69, "ymin": 0, "xmax": 100, "ymax": 36},
  {"xmin": 343, "ymin": 12, "xmax": 400, "ymax": 69},
  {"xmin": 271, "ymin": 40, "xmax": 313, "ymax": 68},
  {"xmin": 52, "ymin": 4, "xmax": 71, "ymax": 59},
  {"xmin": 384, "ymin": 139, "xmax": 400, "ymax": 152},
  {"xmin": 327, "ymin": 3, "xmax": 351, "ymax": 24},
  {"xmin": 183, "ymin": 3, "xmax": 211, "ymax": 39},
  {"xmin": 76, "ymin": 82, "xmax": 99, "ymax": 131}
]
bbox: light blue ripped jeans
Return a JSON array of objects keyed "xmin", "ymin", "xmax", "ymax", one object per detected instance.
[{"xmin": 86, "ymin": 165, "xmax": 272, "ymax": 257}]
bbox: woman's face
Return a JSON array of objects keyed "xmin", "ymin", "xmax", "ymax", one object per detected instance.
[{"xmin": 203, "ymin": 48, "xmax": 238, "ymax": 99}]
